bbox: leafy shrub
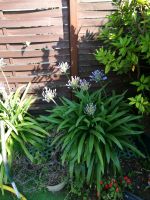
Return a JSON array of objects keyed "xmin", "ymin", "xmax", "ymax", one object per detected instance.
[
  {"xmin": 39, "ymin": 71, "xmax": 144, "ymax": 193},
  {"xmin": 95, "ymin": 0, "xmax": 150, "ymax": 113},
  {"xmin": 129, "ymin": 75, "xmax": 150, "ymax": 113}
]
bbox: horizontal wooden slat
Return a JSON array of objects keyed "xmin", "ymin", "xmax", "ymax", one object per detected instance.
[
  {"xmin": 3, "ymin": 64, "xmax": 51, "ymax": 72},
  {"xmin": 0, "ymin": 72, "xmax": 68, "ymax": 83},
  {"xmin": 0, "ymin": 0, "xmax": 65, "ymax": 11},
  {"xmin": 0, "ymin": 18, "xmax": 66, "ymax": 28},
  {"xmin": 0, "ymin": 35, "xmax": 68, "ymax": 44},
  {"xmin": 0, "ymin": 69, "xmax": 62, "ymax": 77},
  {"xmin": 78, "ymin": 40, "xmax": 102, "ymax": 48},
  {"xmin": 0, "ymin": 42, "xmax": 69, "ymax": 51},
  {"xmin": 78, "ymin": 26, "xmax": 103, "ymax": 35},
  {"xmin": 78, "ymin": 10, "xmax": 111, "ymax": 18},
  {"xmin": 2, "ymin": 9, "xmax": 64, "ymax": 19},
  {"xmin": 78, "ymin": 2, "xmax": 115, "ymax": 11},
  {"xmin": 0, "ymin": 75, "xmax": 56, "ymax": 83},
  {"xmin": 3, "ymin": 62, "xmax": 67, "ymax": 71},
  {"xmin": 0, "ymin": 48, "xmax": 69, "ymax": 58},
  {"xmin": 4, "ymin": 55, "xmax": 70, "ymax": 65},
  {"xmin": 79, "ymin": 18, "xmax": 108, "ymax": 27},
  {"xmin": 0, "ymin": 27, "xmax": 66, "ymax": 36}
]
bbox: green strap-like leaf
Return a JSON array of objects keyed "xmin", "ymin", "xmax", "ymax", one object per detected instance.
[
  {"xmin": 91, "ymin": 130, "xmax": 105, "ymax": 144},
  {"xmin": 105, "ymin": 144, "xmax": 110, "ymax": 164},
  {"xmin": 87, "ymin": 157, "xmax": 94, "ymax": 183},
  {"xmin": 78, "ymin": 134, "xmax": 86, "ymax": 163},
  {"xmin": 89, "ymin": 135, "xmax": 94, "ymax": 153},
  {"xmin": 94, "ymin": 142, "xmax": 104, "ymax": 174},
  {"xmin": 106, "ymin": 134, "xmax": 123, "ymax": 150},
  {"xmin": 120, "ymin": 140, "xmax": 145, "ymax": 158}
]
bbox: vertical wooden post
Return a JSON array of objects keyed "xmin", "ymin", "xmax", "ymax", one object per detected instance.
[{"xmin": 69, "ymin": 0, "xmax": 78, "ymax": 76}]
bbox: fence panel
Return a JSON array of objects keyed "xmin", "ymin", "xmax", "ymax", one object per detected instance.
[
  {"xmin": 0, "ymin": 0, "xmax": 127, "ymax": 112},
  {"xmin": 0, "ymin": 0, "xmax": 70, "ymax": 112}
]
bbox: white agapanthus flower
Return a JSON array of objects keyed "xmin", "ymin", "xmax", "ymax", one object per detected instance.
[
  {"xmin": 66, "ymin": 76, "xmax": 80, "ymax": 89},
  {"xmin": 57, "ymin": 62, "xmax": 70, "ymax": 74},
  {"xmin": 84, "ymin": 103, "xmax": 96, "ymax": 116},
  {"xmin": 79, "ymin": 79, "xmax": 91, "ymax": 91},
  {"xmin": 0, "ymin": 58, "xmax": 6, "ymax": 68},
  {"xmin": 42, "ymin": 87, "xmax": 57, "ymax": 104}
]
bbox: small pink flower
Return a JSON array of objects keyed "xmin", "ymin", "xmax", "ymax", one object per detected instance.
[{"xmin": 100, "ymin": 181, "xmax": 103, "ymax": 185}]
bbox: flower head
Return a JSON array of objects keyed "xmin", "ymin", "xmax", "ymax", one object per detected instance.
[
  {"xmin": 124, "ymin": 176, "xmax": 132, "ymax": 184},
  {"xmin": 66, "ymin": 76, "xmax": 80, "ymax": 89},
  {"xmin": 42, "ymin": 87, "xmax": 57, "ymax": 104},
  {"xmin": 79, "ymin": 79, "xmax": 90, "ymax": 91},
  {"xmin": 109, "ymin": 183, "xmax": 113, "ymax": 188},
  {"xmin": 104, "ymin": 184, "xmax": 110, "ymax": 190},
  {"xmin": 57, "ymin": 62, "xmax": 70, "ymax": 74},
  {"xmin": 0, "ymin": 58, "xmax": 7, "ymax": 68},
  {"xmin": 84, "ymin": 103, "xmax": 96, "ymax": 116},
  {"xmin": 100, "ymin": 181, "xmax": 103, "ymax": 185},
  {"xmin": 89, "ymin": 70, "xmax": 107, "ymax": 83}
]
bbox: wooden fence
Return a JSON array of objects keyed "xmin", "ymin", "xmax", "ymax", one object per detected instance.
[{"xmin": 0, "ymin": 0, "xmax": 122, "ymax": 112}]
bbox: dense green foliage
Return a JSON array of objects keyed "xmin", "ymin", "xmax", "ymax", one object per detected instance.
[{"xmin": 95, "ymin": 0, "xmax": 150, "ymax": 113}]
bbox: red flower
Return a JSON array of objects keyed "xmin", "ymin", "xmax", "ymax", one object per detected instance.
[
  {"xmin": 124, "ymin": 176, "xmax": 129, "ymax": 180},
  {"xmin": 116, "ymin": 187, "xmax": 119, "ymax": 192},
  {"xmin": 126, "ymin": 178, "xmax": 132, "ymax": 184},
  {"xmin": 100, "ymin": 181, "xmax": 103, "ymax": 185},
  {"xmin": 104, "ymin": 184, "xmax": 109, "ymax": 190},
  {"xmin": 109, "ymin": 183, "xmax": 113, "ymax": 188},
  {"xmin": 124, "ymin": 176, "xmax": 132, "ymax": 184}
]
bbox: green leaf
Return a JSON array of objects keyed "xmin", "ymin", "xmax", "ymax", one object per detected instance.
[
  {"xmin": 110, "ymin": 152, "xmax": 121, "ymax": 172},
  {"xmin": 78, "ymin": 134, "xmax": 86, "ymax": 163},
  {"xmin": 89, "ymin": 135, "xmax": 94, "ymax": 153},
  {"xmin": 76, "ymin": 115, "xmax": 85, "ymax": 127},
  {"xmin": 91, "ymin": 130, "xmax": 105, "ymax": 144},
  {"xmin": 94, "ymin": 142, "xmax": 104, "ymax": 173},
  {"xmin": 57, "ymin": 119, "xmax": 70, "ymax": 132},
  {"xmin": 87, "ymin": 157, "xmax": 94, "ymax": 183},
  {"xmin": 106, "ymin": 134, "xmax": 123, "ymax": 150},
  {"xmin": 120, "ymin": 140, "xmax": 145, "ymax": 158},
  {"xmin": 105, "ymin": 144, "xmax": 110, "ymax": 163}
]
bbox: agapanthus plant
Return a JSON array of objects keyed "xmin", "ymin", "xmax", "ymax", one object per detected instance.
[
  {"xmin": 39, "ymin": 64, "xmax": 144, "ymax": 196},
  {"xmin": 0, "ymin": 58, "xmax": 47, "ymax": 199}
]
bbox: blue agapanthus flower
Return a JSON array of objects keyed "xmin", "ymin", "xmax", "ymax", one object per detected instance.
[{"xmin": 89, "ymin": 70, "xmax": 107, "ymax": 83}]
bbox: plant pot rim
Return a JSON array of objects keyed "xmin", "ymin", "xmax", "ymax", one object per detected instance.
[{"xmin": 46, "ymin": 180, "xmax": 67, "ymax": 192}]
